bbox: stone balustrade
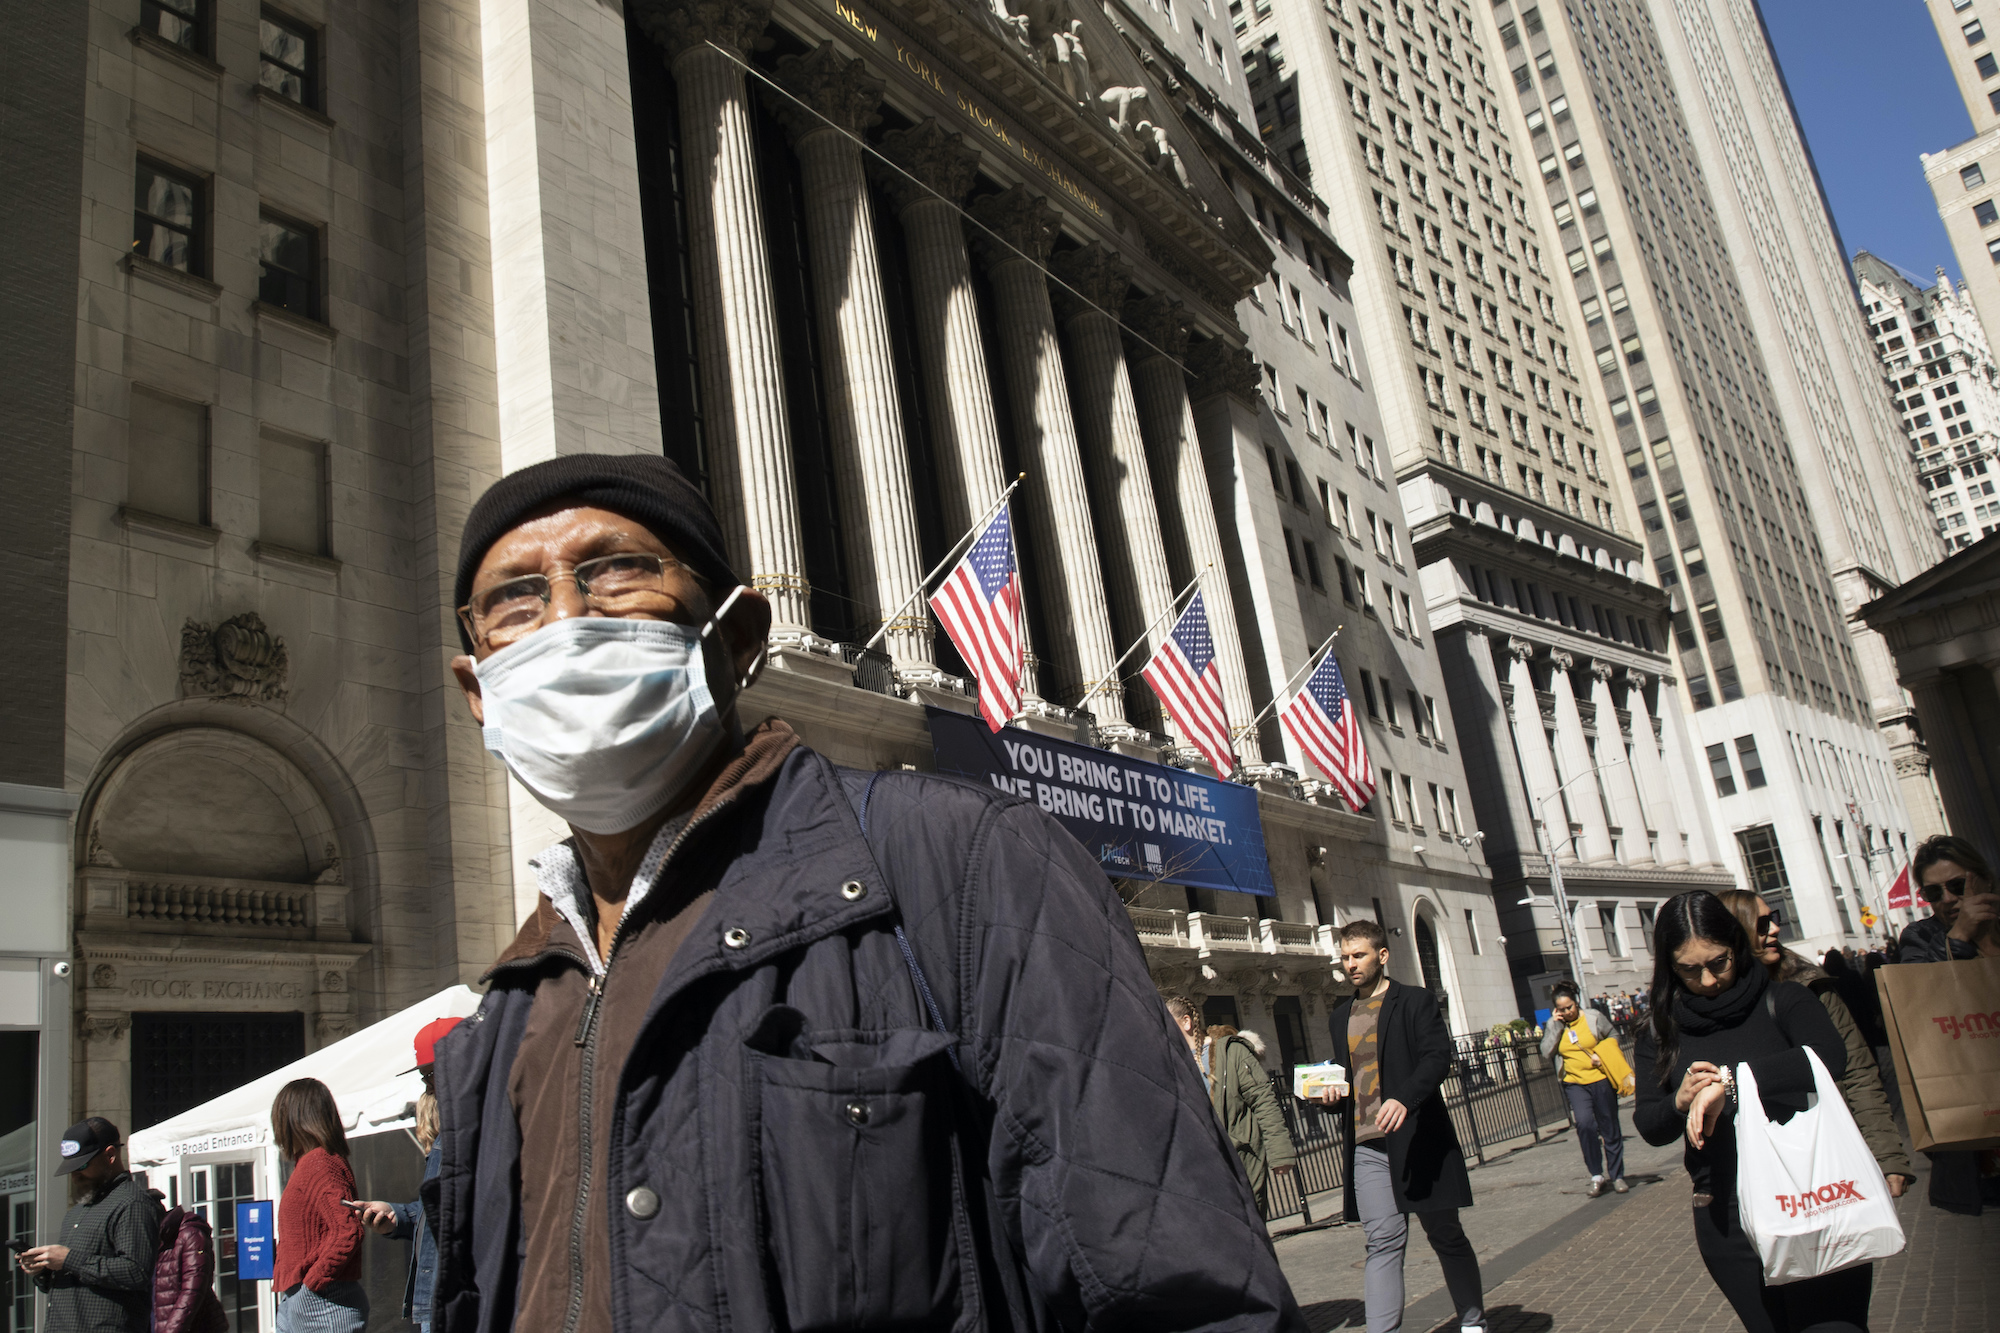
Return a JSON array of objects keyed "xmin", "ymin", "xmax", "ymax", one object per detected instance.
[{"xmin": 81, "ymin": 867, "xmax": 351, "ymax": 942}]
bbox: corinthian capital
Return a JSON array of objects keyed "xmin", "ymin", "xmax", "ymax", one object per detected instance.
[
  {"xmin": 631, "ymin": 0, "xmax": 774, "ymax": 63},
  {"xmin": 1123, "ymin": 292, "xmax": 1191, "ymax": 361},
  {"xmin": 969, "ymin": 185, "xmax": 1060, "ymax": 267},
  {"xmin": 1048, "ymin": 243, "xmax": 1132, "ymax": 322},
  {"xmin": 872, "ymin": 118, "xmax": 980, "ymax": 212},
  {"xmin": 773, "ymin": 43, "xmax": 884, "ymax": 140},
  {"xmin": 1183, "ymin": 338, "xmax": 1262, "ymax": 404}
]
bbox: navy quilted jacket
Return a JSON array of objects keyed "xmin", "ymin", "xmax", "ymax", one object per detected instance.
[{"xmin": 428, "ymin": 746, "xmax": 1303, "ymax": 1333}]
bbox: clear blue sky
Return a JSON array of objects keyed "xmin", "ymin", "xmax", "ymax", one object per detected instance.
[{"xmin": 1760, "ymin": 0, "xmax": 1972, "ymax": 283}]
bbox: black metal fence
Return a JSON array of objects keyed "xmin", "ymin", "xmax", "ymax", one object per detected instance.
[{"xmin": 1259, "ymin": 1036, "xmax": 1570, "ymax": 1224}]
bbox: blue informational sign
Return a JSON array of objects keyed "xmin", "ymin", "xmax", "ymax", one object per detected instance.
[
  {"xmin": 927, "ymin": 706, "xmax": 1275, "ymax": 896},
  {"xmin": 235, "ymin": 1200, "xmax": 275, "ymax": 1281}
]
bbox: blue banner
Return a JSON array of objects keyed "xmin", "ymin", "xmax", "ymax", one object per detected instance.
[
  {"xmin": 927, "ymin": 706, "xmax": 1274, "ymax": 895},
  {"xmin": 235, "ymin": 1200, "xmax": 274, "ymax": 1281}
]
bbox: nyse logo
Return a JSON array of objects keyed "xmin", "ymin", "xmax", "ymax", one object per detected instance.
[
  {"xmin": 1931, "ymin": 1011, "xmax": 2000, "ymax": 1040},
  {"xmin": 1774, "ymin": 1181, "xmax": 1865, "ymax": 1218}
]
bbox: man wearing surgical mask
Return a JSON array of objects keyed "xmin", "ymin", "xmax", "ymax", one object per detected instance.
[{"xmin": 426, "ymin": 455, "xmax": 1304, "ymax": 1333}]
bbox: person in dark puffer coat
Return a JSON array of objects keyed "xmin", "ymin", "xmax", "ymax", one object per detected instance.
[
  {"xmin": 427, "ymin": 454, "xmax": 1304, "ymax": 1333},
  {"xmin": 151, "ymin": 1205, "xmax": 227, "ymax": 1333}
]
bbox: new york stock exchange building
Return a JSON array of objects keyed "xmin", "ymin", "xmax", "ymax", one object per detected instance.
[{"xmin": 2, "ymin": 0, "xmax": 1538, "ymax": 1201}]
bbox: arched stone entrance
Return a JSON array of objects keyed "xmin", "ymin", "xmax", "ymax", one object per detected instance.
[{"xmin": 74, "ymin": 706, "xmax": 372, "ymax": 1133}]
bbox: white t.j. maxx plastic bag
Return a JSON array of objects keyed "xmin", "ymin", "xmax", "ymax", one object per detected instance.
[{"xmin": 1734, "ymin": 1046, "xmax": 1906, "ymax": 1284}]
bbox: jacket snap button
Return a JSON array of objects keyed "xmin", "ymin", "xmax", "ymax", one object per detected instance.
[
  {"xmin": 845, "ymin": 1101, "xmax": 870, "ymax": 1126},
  {"xmin": 625, "ymin": 1186, "xmax": 660, "ymax": 1219},
  {"xmin": 723, "ymin": 927, "xmax": 751, "ymax": 950},
  {"xmin": 840, "ymin": 880, "xmax": 866, "ymax": 901}
]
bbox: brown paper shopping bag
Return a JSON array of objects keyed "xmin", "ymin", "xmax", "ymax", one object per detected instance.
[{"xmin": 1875, "ymin": 956, "xmax": 2000, "ymax": 1154}]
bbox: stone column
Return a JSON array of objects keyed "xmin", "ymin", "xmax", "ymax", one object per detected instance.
[
  {"xmin": 773, "ymin": 45, "xmax": 931, "ymax": 666},
  {"xmin": 1656, "ymin": 677, "xmax": 1722, "ymax": 865},
  {"xmin": 1908, "ymin": 672, "xmax": 2000, "ymax": 863},
  {"xmin": 1547, "ymin": 652, "xmax": 1613, "ymax": 862},
  {"xmin": 1128, "ymin": 294, "xmax": 1260, "ymax": 763},
  {"xmin": 969, "ymin": 186, "xmax": 1123, "ymax": 721},
  {"xmin": 632, "ymin": 0, "xmax": 810, "ymax": 631},
  {"xmin": 1504, "ymin": 639, "xmax": 1565, "ymax": 857},
  {"xmin": 1589, "ymin": 661, "xmax": 1651, "ymax": 863},
  {"xmin": 1047, "ymin": 245, "xmax": 1177, "ymax": 723},
  {"xmin": 1188, "ymin": 341, "xmax": 1286, "ymax": 764},
  {"xmin": 872, "ymin": 120, "xmax": 1009, "ymax": 534},
  {"xmin": 1621, "ymin": 670, "xmax": 1687, "ymax": 866}
]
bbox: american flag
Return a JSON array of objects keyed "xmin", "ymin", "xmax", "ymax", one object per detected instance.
[
  {"xmin": 1142, "ymin": 592, "xmax": 1236, "ymax": 777},
  {"xmin": 1281, "ymin": 650, "xmax": 1376, "ymax": 810},
  {"xmin": 930, "ymin": 504, "xmax": 1024, "ymax": 733}
]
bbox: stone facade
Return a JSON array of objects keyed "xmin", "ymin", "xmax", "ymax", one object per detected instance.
[{"xmin": 30, "ymin": 0, "xmax": 1561, "ymax": 1136}]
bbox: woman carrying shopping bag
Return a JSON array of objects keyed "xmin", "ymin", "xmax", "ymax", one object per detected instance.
[
  {"xmin": 1719, "ymin": 890, "xmax": 1915, "ymax": 1200},
  {"xmin": 1632, "ymin": 891, "xmax": 1872, "ymax": 1333},
  {"xmin": 270, "ymin": 1078, "xmax": 368, "ymax": 1333}
]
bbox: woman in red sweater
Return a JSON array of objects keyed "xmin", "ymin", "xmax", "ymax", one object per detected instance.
[{"xmin": 271, "ymin": 1078, "xmax": 368, "ymax": 1332}]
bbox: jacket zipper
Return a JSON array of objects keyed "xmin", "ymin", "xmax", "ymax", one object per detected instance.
[{"xmin": 557, "ymin": 802, "xmax": 728, "ymax": 1333}]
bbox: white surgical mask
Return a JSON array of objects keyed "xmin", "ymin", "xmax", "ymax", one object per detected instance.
[{"xmin": 474, "ymin": 595, "xmax": 751, "ymax": 834}]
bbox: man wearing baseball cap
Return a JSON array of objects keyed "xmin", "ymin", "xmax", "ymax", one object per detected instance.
[
  {"xmin": 426, "ymin": 454, "xmax": 1300, "ymax": 1332},
  {"xmin": 344, "ymin": 1018, "xmax": 462, "ymax": 1331},
  {"xmin": 16, "ymin": 1116, "xmax": 162, "ymax": 1331}
]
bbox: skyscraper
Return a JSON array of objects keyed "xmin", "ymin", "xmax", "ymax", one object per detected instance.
[
  {"xmin": 1466, "ymin": 0, "xmax": 1934, "ymax": 942},
  {"xmin": 1244, "ymin": 0, "xmax": 1735, "ymax": 1012},
  {"xmin": 1922, "ymin": 0, "xmax": 2000, "ymax": 349}
]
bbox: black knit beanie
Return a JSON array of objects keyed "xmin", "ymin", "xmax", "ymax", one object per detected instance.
[{"xmin": 453, "ymin": 453, "xmax": 738, "ymax": 649}]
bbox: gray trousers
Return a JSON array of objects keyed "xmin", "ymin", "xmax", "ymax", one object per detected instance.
[{"xmin": 1354, "ymin": 1142, "xmax": 1484, "ymax": 1333}]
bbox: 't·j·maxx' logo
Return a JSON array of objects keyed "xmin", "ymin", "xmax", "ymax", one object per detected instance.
[
  {"xmin": 1774, "ymin": 1181, "xmax": 1866, "ymax": 1219},
  {"xmin": 1930, "ymin": 1011, "xmax": 2000, "ymax": 1040}
]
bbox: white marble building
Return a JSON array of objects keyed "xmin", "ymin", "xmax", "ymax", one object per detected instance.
[{"xmin": 25, "ymin": 0, "xmax": 1563, "ymax": 1149}]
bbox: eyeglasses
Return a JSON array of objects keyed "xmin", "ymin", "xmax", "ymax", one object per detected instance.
[
  {"xmin": 459, "ymin": 552, "xmax": 689, "ymax": 650},
  {"xmin": 1755, "ymin": 909, "xmax": 1784, "ymax": 935},
  {"xmin": 1671, "ymin": 954, "xmax": 1734, "ymax": 984},
  {"xmin": 1919, "ymin": 876, "xmax": 1971, "ymax": 905}
]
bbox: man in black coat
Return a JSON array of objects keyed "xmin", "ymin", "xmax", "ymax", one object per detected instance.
[
  {"xmin": 428, "ymin": 454, "xmax": 1304, "ymax": 1333},
  {"xmin": 1319, "ymin": 921, "xmax": 1483, "ymax": 1333}
]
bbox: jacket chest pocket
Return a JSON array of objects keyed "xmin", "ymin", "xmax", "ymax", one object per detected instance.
[{"xmin": 747, "ymin": 1014, "xmax": 961, "ymax": 1331}]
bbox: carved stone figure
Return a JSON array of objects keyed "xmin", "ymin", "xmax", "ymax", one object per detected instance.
[
  {"xmin": 1100, "ymin": 85, "xmax": 1147, "ymax": 138},
  {"xmin": 179, "ymin": 612, "xmax": 289, "ymax": 704},
  {"xmin": 988, "ymin": 0, "xmax": 1033, "ymax": 50},
  {"xmin": 314, "ymin": 843, "xmax": 345, "ymax": 886},
  {"xmin": 1134, "ymin": 119, "xmax": 1192, "ymax": 192}
]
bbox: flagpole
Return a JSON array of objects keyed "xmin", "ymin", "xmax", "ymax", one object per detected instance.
[
  {"xmin": 1233, "ymin": 626, "xmax": 1342, "ymax": 739},
  {"xmin": 1075, "ymin": 567, "xmax": 1209, "ymax": 707},
  {"xmin": 863, "ymin": 475, "xmax": 1026, "ymax": 652}
]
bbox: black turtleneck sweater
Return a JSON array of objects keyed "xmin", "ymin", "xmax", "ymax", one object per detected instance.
[{"xmin": 1632, "ymin": 967, "xmax": 1846, "ymax": 1194}]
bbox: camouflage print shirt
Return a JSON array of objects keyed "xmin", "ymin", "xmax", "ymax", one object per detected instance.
[{"xmin": 1348, "ymin": 993, "xmax": 1387, "ymax": 1144}]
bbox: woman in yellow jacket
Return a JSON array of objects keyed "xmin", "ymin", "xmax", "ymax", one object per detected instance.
[{"xmin": 1539, "ymin": 982, "xmax": 1635, "ymax": 1196}]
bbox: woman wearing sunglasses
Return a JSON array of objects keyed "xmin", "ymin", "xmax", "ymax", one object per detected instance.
[
  {"xmin": 1632, "ymin": 890, "xmax": 1863, "ymax": 1333},
  {"xmin": 1897, "ymin": 835, "xmax": 2000, "ymax": 963},
  {"xmin": 1718, "ymin": 890, "xmax": 1913, "ymax": 1201}
]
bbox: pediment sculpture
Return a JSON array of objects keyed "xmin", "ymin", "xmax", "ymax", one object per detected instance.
[{"xmin": 179, "ymin": 612, "xmax": 290, "ymax": 704}]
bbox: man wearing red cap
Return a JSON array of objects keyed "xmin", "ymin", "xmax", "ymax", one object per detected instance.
[{"xmin": 344, "ymin": 1018, "xmax": 460, "ymax": 1332}]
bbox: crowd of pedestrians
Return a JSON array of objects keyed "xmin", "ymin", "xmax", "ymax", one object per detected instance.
[{"xmin": 14, "ymin": 455, "xmax": 1995, "ymax": 1333}]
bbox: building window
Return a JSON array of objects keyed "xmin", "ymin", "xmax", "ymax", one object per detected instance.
[
  {"xmin": 1336, "ymin": 555, "xmax": 1355, "ymax": 604},
  {"xmin": 1979, "ymin": 52, "xmax": 2000, "ymax": 79},
  {"xmin": 1302, "ymin": 538, "xmax": 1325, "ymax": 590},
  {"xmin": 128, "ymin": 386, "xmax": 208, "ymax": 525},
  {"xmin": 1706, "ymin": 742, "xmax": 1737, "ymax": 797},
  {"xmin": 1465, "ymin": 909, "xmax": 1481, "ymax": 955},
  {"xmin": 134, "ymin": 158, "xmax": 203, "ymax": 275},
  {"xmin": 1736, "ymin": 825, "xmax": 1803, "ymax": 941},
  {"xmin": 1283, "ymin": 527, "xmax": 1302, "ymax": 579},
  {"xmin": 1637, "ymin": 903, "xmax": 1657, "ymax": 943},
  {"xmin": 259, "ymin": 9, "xmax": 318, "ymax": 107},
  {"xmin": 1424, "ymin": 695, "xmax": 1440, "ymax": 737},
  {"xmin": 1988, "ymin": 89, "xmax": 2000, "ymax": 114},
  {"xmin": 1382, "ymin": 685, "xmax": 1399, "ymax": 729},
  {"xmin": 1360, "ymin": 669, "xmax": 1381, "ymax": 718},
  {"xmin": 1735, "ymin": 734, "xmax": 1767, "ymax": 789},
  {"xmin": 1598, "ymin": 904, "xmax": 1627, "ymax": 957},
  {"xmin": 1978, "ymin": 200, "xmax": 1999, "ymax": 227},
  {"xmin": 142, "ymin": 0, "xmax": 206, "ymax": 53},
  {"xmin": 1967, "ymin": 18, "xmax": 1987, "ymax": 45},
  {"xmin": 260, "ymin": 432, "xmax": 328, "ymax": 555},
  {"xmin": 1402, "ymin": 774, "xmax": 1420, "ymax": 828},
  {"xmin": 1382, "ymin": 770, "xmax": 1402, "ymax": 822},
  {"xmin": 258, "ymin": 211, "xmax": 320, "ymax": 318},
  {"xmin": 1964, "ymin": 163, "xmax": 1986, "ymax": 190}
]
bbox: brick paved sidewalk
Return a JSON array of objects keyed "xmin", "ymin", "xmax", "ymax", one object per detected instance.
[{"xmin": 1409, "ymin": 1158, "xmax": 1997, "ymax": 1332}]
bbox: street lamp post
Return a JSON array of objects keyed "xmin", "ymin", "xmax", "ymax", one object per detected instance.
[{"xmin": 1519, "ymin": 758, "xmax": 1632, "ymax": 992}]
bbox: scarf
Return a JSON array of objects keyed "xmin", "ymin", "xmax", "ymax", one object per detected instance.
[{"xmin": 1670, "ymin": 955, "xmax": 1767, "ymax": 1035}]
